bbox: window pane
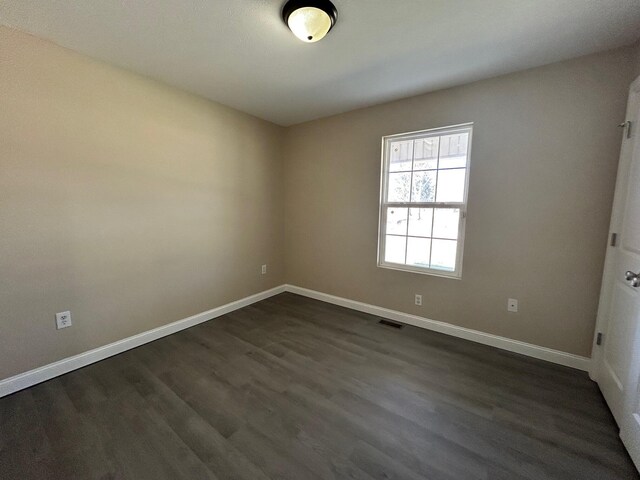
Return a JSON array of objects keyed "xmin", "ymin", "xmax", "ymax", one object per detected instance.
[
  {"xmin": 385, "ymin": 235, "xmax": 406, "ymax": 264},
  {"xmin": 430, "ymin": 239, "xmax": 457, "ymax": 271},
  {"xmin": 413, "ymin": 137, "xmax": 439, "ymax": 170},
  {"xmin": 439, "ymin": 133, "xmax": 469, "ymax": 169},
  {"xmin": 388, "ymin": 172, "xmax": 411, "ymax": 202},
  {"xmin": 432, "ymin": 208, "xmax": 460, "ymax": 239},
  {"xmin": 386, "ymin": 207, "xmax": 408, "ymax": 235},
  {"xmin": 435, "ymin": 168, "xmax": 465, "ymax": 203},
  {"xmin": 407, "ymin": 237, "xmax": 431, "ymax": 268},
  {"xmin": 408, "ymin": 208, "xmax": 433, "ymax": 237},
  {"xmin": 411, "ymin": 171, "xmax": 436, "ymax": 202},
  {"xmin": 389, "ymin": 140, "xmax": 413, "ymax": 172}
]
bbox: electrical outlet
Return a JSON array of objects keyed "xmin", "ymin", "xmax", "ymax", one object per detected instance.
[
  {"xmin": 507, "ymin": 298, "xmax": 518, "ymax": 313},
  {"xmin": 415, "ymin": 294, "xmax": 422, "ymax": 306},
  {"xmin": 56, "ymin": 311, "xmax": 72, "ymax": 329},
  {"xmin": 261, "ymin": 264, "xmax": 267, "ymax": 275}
]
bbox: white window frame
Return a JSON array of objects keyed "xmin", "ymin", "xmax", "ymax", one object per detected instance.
[{"xmin": 377, "ymin": 123, "xmax": 473, "ymax": 279}]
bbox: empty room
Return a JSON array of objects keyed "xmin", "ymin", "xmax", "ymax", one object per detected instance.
[{"xmin": 2, "ymin": 1, "xmax": 640, "ymax": 478}]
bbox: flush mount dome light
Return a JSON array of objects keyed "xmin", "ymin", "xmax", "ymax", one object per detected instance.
[{"xmin": 282, "ymin": 0, "xmax": 338, "ymax": 43}]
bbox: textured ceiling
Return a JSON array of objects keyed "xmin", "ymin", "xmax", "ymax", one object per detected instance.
[{"xmin": 1, "ymin": 0, "xmax": 640, "ymax": 125}]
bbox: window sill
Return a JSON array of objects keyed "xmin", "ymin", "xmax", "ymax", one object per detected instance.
[{"xmin": 378, "ymin": 262, "xmax": 462, "ymax": 280}]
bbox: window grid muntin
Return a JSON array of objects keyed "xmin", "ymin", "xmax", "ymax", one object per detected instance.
[
  {"xmin": 428, "ymin": 137, "xmax": 443, "ymax": 267},
  {"xmin": 404, "ymin": 138, "xmax": 417, "ymax": 264}
]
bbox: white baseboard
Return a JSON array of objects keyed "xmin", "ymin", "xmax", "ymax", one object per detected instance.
[
  {"xmin": 0, "ymin": 282, "xmax": 591, "ymax": 397},
  {"xmin": 284, "ymin": 285, "xmax": 591, "ymax": 372},
  {"xmin": 0, "ymin": 285, "xmax": 286, "ymax": 398}
]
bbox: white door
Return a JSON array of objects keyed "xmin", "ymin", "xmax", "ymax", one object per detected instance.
[{"xmin": 593, "ymin": 76, "xmax": 640, "ymax": 470}]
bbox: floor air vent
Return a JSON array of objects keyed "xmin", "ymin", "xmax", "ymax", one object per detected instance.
[{"xmin": 378, "ymin": 319, "xmax": 404, "ymax": 329}]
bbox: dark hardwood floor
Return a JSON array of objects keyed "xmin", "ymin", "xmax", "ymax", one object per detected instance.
[{"xmin": 0, "ymin": 293, "xmax": 637, "ymax": 479}]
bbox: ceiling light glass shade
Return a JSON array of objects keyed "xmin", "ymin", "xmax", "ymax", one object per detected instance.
[
  {"xmin": 282, "ymin": 0, "xmax": 337, "ymax": 43},
  {"xmin": 288, "ymin": 7, "xmax": 331, "ymax": 43}
]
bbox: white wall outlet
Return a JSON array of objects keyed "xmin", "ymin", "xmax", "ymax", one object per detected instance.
[
  {"xmin": 415, "ymin": 294, "xmax": 422, "ymax": 306},
  {"xmin": 507, "ymin": 298, "xmax": 518, "ymax": 313},
  {"xmin": 261, "ymin": 264, "xmax": 267, "ymax": 275},
  {"xmin": 56, "ymin": 311, "xmax": 72, "ymax": 329}
]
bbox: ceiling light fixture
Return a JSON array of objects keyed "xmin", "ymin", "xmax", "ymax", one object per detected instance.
[{"xmin": 282, "ymin": 0, "xmax": 338, "ymax": 43}]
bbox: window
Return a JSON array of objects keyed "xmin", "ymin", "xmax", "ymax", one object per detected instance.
[{"xmin": 377, "ymin": 123, "xmax": 473, "ymax": 278}]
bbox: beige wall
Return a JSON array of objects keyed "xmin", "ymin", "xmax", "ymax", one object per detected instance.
[
  {"xmin": 2, "ymin": 25, "xmax": 638, "ymax": 380},
  {"xmin": 0, "ymin": 26, "xmax": 285, "ymax": 379},
  {"xmin": 634, "ymin": 40, "xmax": 640, "ymax": 80},
  {"xmin": 284, "ymin": 47, "xmax": 636, "ymax": 357}
]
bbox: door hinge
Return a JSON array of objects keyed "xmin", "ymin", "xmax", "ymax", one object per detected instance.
[
  {"xmin": 596, "ymin": 332, "xmax": 604, "ymax": 346},
  {"xmin": 619, "ymin": 120, "xmax": 632, "ymax": 139},
  {"xmin": 610, "ymin": 232, "xmax": 618, "ymax": 247}
]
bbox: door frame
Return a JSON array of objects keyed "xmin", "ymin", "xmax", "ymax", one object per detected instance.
[{"xmin": 590, "ymin": 75, "xmax": 640, "ymax": 384}]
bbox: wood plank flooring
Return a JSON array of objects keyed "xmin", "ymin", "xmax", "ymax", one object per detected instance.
[{"xmin": 0, "ymin": 293, "xmax": 637, "ymax": 479}]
